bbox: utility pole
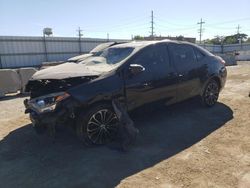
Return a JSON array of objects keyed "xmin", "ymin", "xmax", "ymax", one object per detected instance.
[
  {"xmin": 43, "ymin": 32, "xmax": 48, "ymax": 62},
  {"xmin": 107, "ymin": 33, "xmax": 109, "ymax": 42},
  {"xmin": 150, "ymin": 10, "xmax": 155, "ymax": 39},
  {"xmin": 236, "ymin": 24, "xmax": 241, "ymax": 44},
  {"xmin": 197, "ymin": 18, "xmax": 205, "ymax": 44},
  {"xmin": 236, "ymin": 24, "xmax": 241, "ymax": 34},
  {"xmin": 77, "ymin": 27, "xmax": 83, "ymax": 54},
  {"xmin": 0, "ymin": 53, "xmax": 2, "ymax": 69}
]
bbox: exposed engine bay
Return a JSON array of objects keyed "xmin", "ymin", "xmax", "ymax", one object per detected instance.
[{"xmin": 26, "ymin": 76, "xmax": 98, "ymax": 98}]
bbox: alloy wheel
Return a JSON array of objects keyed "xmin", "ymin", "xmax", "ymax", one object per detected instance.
[
  {"xmin": 86, "ymin": 109, "xmax": 118, "ymax": 144},
  {"xmin": 204, "ymin": 81, "xmax": 219, "ymax": 106}
]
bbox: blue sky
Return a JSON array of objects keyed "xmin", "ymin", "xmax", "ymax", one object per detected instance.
[{"xmin": 1, "ymin": 0, "xmax": 250, "ymax": 40}]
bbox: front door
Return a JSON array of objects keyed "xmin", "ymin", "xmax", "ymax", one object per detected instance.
[{"xmin": 124, "ymin": 43, "xmax": 178, "ymax": 111}]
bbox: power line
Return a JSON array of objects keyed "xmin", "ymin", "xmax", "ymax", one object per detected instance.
[
  {"xmin": 76, "ymin": 13, "xmax": 250, "ymax": 39},
  {"xmin": 197, "ymin": 18, "xmax": 205, "ymax": 43},
  {"xmin": 84, "ymin": 24, "xmax": 148, "ymax": 34},
  {"xmin": 154, "ymin": 16, "xmax": 196, "ymax": 27},
  {"xmin": 82, "ymin": 16, "xmax": 148, "ymax": 30},
  {"xmin": 155, "ymin": 16, "xmax": 250, "ymax": 30},
  {"xmin": 206, "ymin": 17, "xmax": 250, "ymax": 26},
  {"xmin": 156, "ymin": 23, "xmax": 197, "ymax": 31},
  {"xmin": 205, "ymin": 25, "xmax": 236, "ymax": 30}
]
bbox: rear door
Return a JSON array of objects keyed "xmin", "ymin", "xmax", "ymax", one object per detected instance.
[
  {"xmin": 168, "ymin": 43, "xmax": 202, "ymax": 101},
  {"xmin": 125, "ymin": 43, "xmax": 178, "ymax": 110}
]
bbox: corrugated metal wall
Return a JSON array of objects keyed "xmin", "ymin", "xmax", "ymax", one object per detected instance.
[
  {"xmin": 198, "ymin": 44, "xmax": 222, "ymax": 53},
  {"xmin": 198, "ymin": 43, "xmax": 250, "ymax": 53},
  {"xmin": 0, "ymin": 36, "xmax": 127, "ymax": 69},
  {"xmin": 1, "ymin": 36, "xmax": 250, "ymax": 69}
]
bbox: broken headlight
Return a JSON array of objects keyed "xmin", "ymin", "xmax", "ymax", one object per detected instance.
[{"xmin": 28, "ymin": 92, "xmax": 70, "ymax": 113}]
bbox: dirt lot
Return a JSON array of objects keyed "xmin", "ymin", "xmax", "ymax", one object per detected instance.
[{"xmin": 0, "ymin": 62, "xmax": 249, "ymax": 188}]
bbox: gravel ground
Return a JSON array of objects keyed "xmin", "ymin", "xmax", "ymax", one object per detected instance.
[{"xmin": 0, "ymin": 62, "xmax": 249, "ymax": 188}]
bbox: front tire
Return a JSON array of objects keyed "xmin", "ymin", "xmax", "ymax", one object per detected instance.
[
  {"xmin": 201, "ymin": 80, "xmax": 220, "ymax": 107},
  {"xmin": 76, "ymin": 103, "xmax": 118, "ymax": 145}
]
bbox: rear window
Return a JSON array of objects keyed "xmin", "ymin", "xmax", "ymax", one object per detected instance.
[
  {"xmin": 169, "ymin": 44, "xmax": 196, "ymax": 64},
  {"xmin": 194, "ymin": 48, "xmax": 205, "ymax": 61}
]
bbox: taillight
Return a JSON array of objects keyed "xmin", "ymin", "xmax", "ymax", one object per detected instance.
[
  {"xmin": 220, "ymin": 59, "xmax": 226, "ymax": 65},
  {"xmin": 216, "ymin": 56, "xmax": 226, "ymax": 65}
]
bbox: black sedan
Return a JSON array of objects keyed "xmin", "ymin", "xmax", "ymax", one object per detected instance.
[{"xmin": 24, "ymin": 40, "xmax": 227, "ymax": 145}]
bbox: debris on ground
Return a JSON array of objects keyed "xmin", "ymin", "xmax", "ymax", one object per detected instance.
[{"xmin": 109, "ymin": 99, "xmax": 139, "ymax": 151}]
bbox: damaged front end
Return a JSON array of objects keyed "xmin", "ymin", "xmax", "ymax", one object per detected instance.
[
  {"xmin": 26, "ymin": 76, "xmax": 98, "ymax": 98},
  {"xmin": 24, "ymin": 76, "xmax": 98, "ymax": 135},
  {"xmin": 23, "ymin": 59, "xmax": 125, "ymax": 138}
]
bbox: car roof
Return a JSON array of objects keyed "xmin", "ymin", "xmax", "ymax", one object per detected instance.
[
  {"xmin": 111, "ymin": 40, "xmax": 212, "ymax": 56},
  {"xmin": 90, "ymin": 42, "xmax": 116, "ymax": 53},
  {"xmin": 111, "ymin": 40, "xmax": 158, "ymax": 49},
  {"xmin": 90, "ymin": 41, "xmax": 127, "ymax": 53},
  {"xmin": 110, "ymin": 40, "xmax": 195, "ymax": 49}
]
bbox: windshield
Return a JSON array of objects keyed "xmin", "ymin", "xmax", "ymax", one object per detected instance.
[
  {"xmin": 90, "ymin": 42, "xmax": 115, "ymax": 54},
  {"xmin": 81, "ymin": 47, "xmax": 134, "ymax": 66},
  {"xmin": 92, "ymin": 51, "xmax": 103, "ymax": 56}
]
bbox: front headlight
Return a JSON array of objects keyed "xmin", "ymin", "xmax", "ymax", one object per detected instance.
[{"xmin": 29, "ymin": 92, "xmax": 70, "ymax": 113}]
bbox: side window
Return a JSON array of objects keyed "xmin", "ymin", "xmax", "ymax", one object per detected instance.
[
  {"xmin": 126, "ymin": 47, "xmax": 155, "ymax": 81},
  {"xmin": 133, "ymin": 44, "xmax": 169, "ymax": 71},
  {"xmin": 194, "ymin": 48, "xmax": 205, "ymax": 61},
  {"xmin": 133, "ymin": 45, "xmax": 155, "ymax": 70},
  {"xmin": 169, "ymin": 44, "xmax": 196, "ymax": 64},
  {"xmin": 153, "ymin": 44, "xmax": 170, "ymax": 67}
]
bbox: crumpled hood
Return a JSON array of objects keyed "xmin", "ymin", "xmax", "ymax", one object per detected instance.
[{"xmin": 31, "ymin": 63, "xmax": 101, "ymax": 80}]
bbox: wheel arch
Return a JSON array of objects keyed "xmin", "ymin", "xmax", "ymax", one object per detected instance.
[
  {"xmin": 210, "ymin": 76, "xmax": 221, "ymax": 90},
  {"xmin": 75, "ymin": 99, "xmax": 118, "ymax": 145},
  {"xmin": 201, "ymin": 75, "xmax": 221, "ymax": 96}
]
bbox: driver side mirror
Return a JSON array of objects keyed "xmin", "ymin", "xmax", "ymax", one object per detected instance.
[{"xmin": 129, "ymin": 64, "xmax": 145, "ymax": 75}]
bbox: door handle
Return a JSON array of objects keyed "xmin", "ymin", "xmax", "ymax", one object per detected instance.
[{"xmin": 143, "ymin": 82, "xmax": 152, "ymax": 87}]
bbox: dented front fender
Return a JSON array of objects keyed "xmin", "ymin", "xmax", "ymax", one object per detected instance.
[{"xmin": 67, "ymin": 73, "xmax": 125, "ymax": 105}]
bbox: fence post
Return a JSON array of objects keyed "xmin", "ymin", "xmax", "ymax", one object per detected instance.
[
  {"xmin": 0, "ymin": 39, "xmax": 2, "ymax": 68},
  {"xmin": 0, "ymin": 54, "xmax": 2, "ymax": 69},
  {"xmin": 43, "ymin": 35, "xmax": 48, "ymax": 62},
  {"xmin": 79, "ymin": 38, "xmax": 82, "ymax": 54},
  {"xmin": 221, "ymin": 44, "xmax": 224, "ymax": 54}
]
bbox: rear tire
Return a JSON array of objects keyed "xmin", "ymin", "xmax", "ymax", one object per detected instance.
[
  {"xmin": 76, "ymin": 103, "xmax": 118, "ymax": 145},
  {"xmin": 201, "ymin": 79, "xmax": 220, "ymax": 107}
]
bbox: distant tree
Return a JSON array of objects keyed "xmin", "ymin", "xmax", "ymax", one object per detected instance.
[
  {"xmin": 204, "ymin": 36, "xmax": 224, "ymax": 45},
  {"xmin": 176, "ymin": 35, "xmax": 184, "ymax": 41},
  {"xmin": 224, "ymin": 33, "xmax": 248, "ymax": 44},
  {"xmin": 210, "ymin": 36, "xmax": 225, "ymax": 45},
  {"xmin": 223, "ymin": 35, "xmax": 236, "ymax": 44},
  {"xmin": 203, "ymin": 39, "xmax": 213, "ymax": 44},
  {"xmin": 237, "ymin": 33, "xmax": 248, "ymax": 42},
  {"xmin": 134, "ymin": 35, "xmax": 144, "ymax": 40},
  {"xmin": 206, "ymin": 33, "xmax": 248, "ymax": 45},
  {"xmin": 245, "ymin": 37, "xmax": 250, "ymax": 43}
]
